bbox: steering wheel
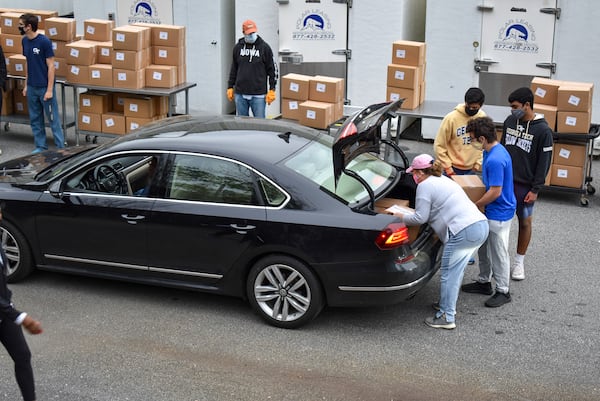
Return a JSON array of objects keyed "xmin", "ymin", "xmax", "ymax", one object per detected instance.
[{"xmin": 93, "ymin": 164, "xmax": 125, "ymax": 193}]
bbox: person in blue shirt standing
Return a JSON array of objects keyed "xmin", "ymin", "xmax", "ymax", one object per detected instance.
[
  {"xmin": 462, "ymin": 117, "xmax": 517, "ymax": 307},
  {"xmin": 19, "ymin": 13, "xmax": 65, "ymax": 154}
]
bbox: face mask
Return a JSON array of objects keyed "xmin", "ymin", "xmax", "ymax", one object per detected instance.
[
  {"xmin": 18, "ymin": 26, "xmax": 26, "ymax": 35},
  {"xmin": 511, "ymin": 108, "xmax": 525, "ymax": 120},
  {"xmin": 412, "ymin": 173, "xmax": 420, "ymax": 185},
  {"xmin": 465, "ymin": 106, "xmax": 479, "ymax": 117},
  {"xmin": 244, "ymin": 33, "xmax": 257, "ymax": 43}
]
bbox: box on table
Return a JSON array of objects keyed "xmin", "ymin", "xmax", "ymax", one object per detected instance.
[
  {"xmin": 391, "ymin": 40, "xmax": 426, "ymax": 66},
  {"xmin": 1, "ymin": 12, "xmax": 23, "ymax": 35},
  {"xmin": 386, "ymin": 64, "xmax": 420, "ymax": 89},
  {"xmin": 549, "ymin": 164, "xmax": 584, "ymax": 188},
  {"xmin": 134, "ymin": 23, "xmax": 186, "ymax": 47},
  {"xmin": 299, "ymin": 100, "xmax": 335, "ymax": 129},
  {"xmin": 78, "ymin": 111, "xmax": 102, "ymax": 132},
  {"xmin": 124, "ymin": 96, "xmax": 155, "ymax": 118},
  {"xmin": 89, "ymin": 64, "xmax": 113, "ymax": 87},
  {"xmin": 373, "ymin": 198, "xmax": 420, "ymax": 243},
  {"xmin": 96, "ymin": 41, "xmax": 113, "ymax": 64},
  {"xmin": 552, "ymin": 143, "xmax": 587, "ymax": 167},
  {"xmin": 534, "ymin": 104, "xmax": 557, "ymax": 131},
  {"xmin": 177, "ymin": 64, "xmax": 186, "ymax": 85},
  {"xmin": 386, "ymin": 86, "xmax": 420, "ymax": 110},
  {"xmin": 556, "ymin": 111, "xmax": 591, "ymax": 134},
  {"xmin": 28, "ymin": 10, "xmax": 59, "ymax": 29},
  {"xmin": 531, "ymin": 77, "xmax": 561, "ymax": 106},
  {"xmin": 281, "ymin": 73, "xmax": 311, "ymax": 101},
  {"xmin": 112, "ymin": 48, "xmax": 150, "ymax": 70},
  {"xmin": 126, "ymin": 116, "xmax": 155, "ymax": 133},
  {"xmin": 53, "ymin": 57, "xmax": 67, "ymax": 77},
  {"xmin": 145, "ymin": 65, "xmax": 177, "ymax": 88},
  {"xmin": 84, "ymin": 19, "xmax": 114, "ymax": 42},
  {"xmin": 51, "ymin": 39, "xmax": 78, "ymax": 59},
  {"xmin": 66, "ymin": 65, "xmax": 90, "ymax": 85},
  {"xmin": 1, "ymin": 33, "xmax": 22, "ymax": 54},
  {"xmin": 45, "ymin": 17, "xmax": 77, "ymax": 42},
  {"xmin": 113, "ymin": 68, "xmax": 146, "ymax": 89},
  {"xmin": 557, "ymin": 83, "xmax": 594, "ymax": 112},
  {"xmin": 12, "ymin": 89, "xmax": 28, "ymax": 115},
  {"xmin": 419, "ymin": 80, "xmax": 426, "ymax": 105},
  {"xmin": 79, "ymin": 91, "xmax": 112, "ymax": 114},
  {"xmin": 451, "ymin": 175, "xmax": 486, "ymax": 205},
  {"xmin": 6, "ymin": 54, "xmax": 26, "ymax": 76},
  {"xmin": 309, "ymin": 75, "xmax": 344, "ymax": 103},
  {"xmin": 112, "ymin": 25, "xmax": 151, "ymax": 51},
  {"xmin": 281, "ymin": 98, "xmax": 301, "ymax": 120},
  {"xmin": 101, "ymin": 112, "xmax": 127, "ymax": 135},
  {"xmin": 152, "ymin": 45, "xmax": 186, "ymax": 66},
  {"xmin": 65, "ymin": 40, "xmax": 98, "ymax": 65}
]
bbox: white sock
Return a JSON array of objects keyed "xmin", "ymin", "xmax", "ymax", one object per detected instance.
[{"xmin": 514, "ymin": 254, "xmax": 525, "ymax": 264}]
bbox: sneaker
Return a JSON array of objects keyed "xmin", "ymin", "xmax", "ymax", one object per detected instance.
[
  {"xmin": 425, "ymin": 314, "xmax": 456, "ymax": 330},
  {"xmin": 485, "ymin": 291, "xmax": 512, "ymax": 307},
  {"xmin": 31, "ymin": 148, "xmax": 45, "ymax": 155},
  {"xmin": 511, "ymin": 262, "xmax": 525, "ymax": 281},
  {"xmin": 468, "ymin": 257, "xmax": 476, "ymax": 265},
  {"xmin": 461, "ymin": 281, "xmax": 493, "ymax": 295}
]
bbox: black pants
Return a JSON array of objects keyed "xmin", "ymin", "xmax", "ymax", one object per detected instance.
[{"xmin": 0, "ymin": 318, "xmax": 36, "ymax": 401}]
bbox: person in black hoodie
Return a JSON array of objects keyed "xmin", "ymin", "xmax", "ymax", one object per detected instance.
[
  {"xmin": 0, "ymin": 205, "xmax": 43, "ymax": 401},
  {"xmin": 227, "ymin": 19, "xmax": 277, "ymax": 118},
  {"xmin": 501, "ymin": 87, "xmax": 553, "ymax": 281}
]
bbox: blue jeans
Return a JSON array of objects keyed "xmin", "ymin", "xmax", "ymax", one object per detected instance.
[
  {"xmin": 27, "ymin": 85, "xmax": 65, "ymax": 150},
  {"xmin": 234, "ymin": 93, "xmax": 266, "ymax": 118},
  {"xmin": 438, "ymin": 220, "xmax": 489, "ymax": 322},
  {"xmin": 477, "ymin": 219, "xmax": 511, "ymax": 293}
]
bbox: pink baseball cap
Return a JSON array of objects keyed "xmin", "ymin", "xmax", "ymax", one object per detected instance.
[{"xmin": 406, "ymin": 154, "xmax": 435, "ymax": 173}]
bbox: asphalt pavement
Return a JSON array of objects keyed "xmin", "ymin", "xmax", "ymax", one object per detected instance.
[{"xmin": 0, "ymin": 117, "xmax": 599, "ymax": 400}]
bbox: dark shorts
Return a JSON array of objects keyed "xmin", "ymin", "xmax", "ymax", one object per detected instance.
[{"xmin": 514, "ymin": 182, "xmax": 535, "ymax": 219}]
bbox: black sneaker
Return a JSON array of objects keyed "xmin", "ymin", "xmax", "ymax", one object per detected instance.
[
  {"xmin": 485, "ymin": 291, "xmax": 512, "ymax": 307},
  {"xmin": 461, "ymin": 281, "xmax": 493, "ymax": 295},
  {"xmin": 424, "ymin": 314, "xmax": 456, "ymax": 330}
]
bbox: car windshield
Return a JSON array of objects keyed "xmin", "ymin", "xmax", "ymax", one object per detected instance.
[
  {"xmin": 35, "ymin": 146, "xmax": 100, "ymax": 181},
  {"xmin": 283, "ymin": 137, "xmax": 395, "ymax": 204}
]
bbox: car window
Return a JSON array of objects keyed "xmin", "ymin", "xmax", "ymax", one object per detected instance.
[
  {"xmin": 167, "ymin": 154, "xmax": 259, "ymax": 205},
  {"xmin": 258, "ymin": 177, "xmax": 286, "ymax": 207}
]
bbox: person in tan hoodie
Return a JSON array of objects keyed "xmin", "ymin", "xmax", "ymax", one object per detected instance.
[{"xmin": 434, "ymin": 88, "xmax": 486, "ymax": 176}]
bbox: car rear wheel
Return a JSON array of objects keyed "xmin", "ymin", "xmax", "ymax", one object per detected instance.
[
  {"xmin": 247, "ymin": 256, "xmax": 324, "ymax": 329},
  {"xmin": 0, "ymin": 221, "xmax": 34, "ymax": 283}
]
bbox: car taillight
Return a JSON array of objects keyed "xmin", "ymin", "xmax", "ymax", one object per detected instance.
[
  {"xmin": 375, "ymin": 223, "xmax": 410, "ymax": 249},
  {"xmin": 338, "ymin": 122, "xmax": 357, "ymax": 139}
]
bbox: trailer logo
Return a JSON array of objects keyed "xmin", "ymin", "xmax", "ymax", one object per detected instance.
[
  {"xmin": 128, "ymin": 0, "xmax": 161, "ymax": 24},
  {"xmin": 494, "ymin": 19, "xmax": 539, "ymax": 53},
  {"xmin": 292, "ymin": 10, "xmax": 335, "ymax": 40}
]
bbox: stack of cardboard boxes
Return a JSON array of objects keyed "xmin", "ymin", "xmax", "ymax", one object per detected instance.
[
  {"xmin": 0, "ymin": 11, "xmax": 29, "ymax": 116},
  {"xmin": 531, "ymin": 77, "xmax": 594, "ymax": 189},
  {"xmin": 386, "ymin": 40, "xmax": 426, "ymax": 109},
  {"xmin": 280, "ymin": 73, "xmax": 345, "ymax": 130}
]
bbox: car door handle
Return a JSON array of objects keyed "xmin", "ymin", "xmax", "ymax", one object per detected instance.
[
  {"xmin": 121, "ymin": 214, "xmax": 145, "ymax": 225},
  {"xmin": 230, "ymin": 224, "xmax": 256, "ymax": 234}
]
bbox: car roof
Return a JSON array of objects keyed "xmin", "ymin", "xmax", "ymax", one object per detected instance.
[{"xmin": 106, "ymin": 114, "xmax": 324, "ymax": 164}]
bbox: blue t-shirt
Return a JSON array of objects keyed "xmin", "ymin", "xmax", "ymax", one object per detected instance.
[
  {"xmin": 482, "ymin": 143, "xmax": 516, "ymax": 221},
  {"xmin": 21, "ymin": 33, "xmax": 54, "ymax": 87}
]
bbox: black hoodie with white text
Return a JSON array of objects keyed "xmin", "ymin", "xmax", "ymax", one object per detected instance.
[{"xmin": 228, "ymin": 36, "xmax": 277, "ymax": 96}]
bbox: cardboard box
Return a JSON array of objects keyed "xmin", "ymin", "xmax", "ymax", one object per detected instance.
[
  {"xmin": 552, "ymin": 143, "xmax": 587, "ymax": 167},
  {"xmin": 154, "ymin": 96, "xmax": 170, "ymax": 116},
  {"xmin": 419, "ymin": 80, "xmax": 426, "ymax": 105},
  {"xmin": 557, "ymin": 83, "xmax": 594, "ymax": 112},
  {"xmin": 31, "ymin": 10, "xmax": 59, "ymax": 29},
  {"xmin": 309, "ymin": 75, "xmax": 344, "ymax": 103},
  {"xmin": 534, "ymin": 104, "xmax": 557, "ymax": 131},
  {"xmin": 78, "ymin": 111, "xmax": 102, "ymax": 132},
  {"xmin": 281, "ymin": 98, "xmax": 301, "ymax": 120},
  {"xmin": 549, "ymin": 164, "xmax": 583, "ymax": 188},
  {"xmin": 66, "ymin": 65, "xmax": 90, "ymax": 85},
  {"xmin": 112, "ymin": 93, "xmax": 126, "ymax": 112},
  {"xmin": 556, "ymin": 111, "xmax": 591, "ymax": 134},
  {"xmin": 387, "ymin": 64, "xmax": 420, "ymax": 89},
  {"xmin": 53, "ymin": 57, "xmax": 67, "ymax": 77},
  {"xmin": 451, "ymin": 175, "xmax": 486, "ymax": 205},
  {"xmin": 113, "ymin": 68, "xmax": 146, "ymax": 89},
  {"xmin": 112, "ymin": 25, "xmax": 151, "ymax": 51},
  {"xmin": 531, "ymin": 77, "xmax": 561, "ymax": 106},
  {"xmin": 391, "ymin": 40, "xmax": 426, "ymax": 66},
  {"xmin": 1, "ymin": 33, "xmax": 22, "ymax": 54},
  {"xmin": 84, "ymin": 19, "xmax": 114, "ymax": 42},
  {"xmin": 6, "ymin": 54, "xmax": 26, "ymax": 76},
  {"xmin": 373, "ymin": 198, "xmax": 420, "ymax": 243},
  {"xmin": 126, "ymin": 116, "xmax": 155, "ymax": 133},
  {"xmin": 124, "ymin": 96, "xmax": 155, "ymax": 118},
  {"xmin": 1, "ymin": 12, "xmax": 23, "ymax": 35},
  {"xmin": 65, "ymin": 40, "xmax": 98, "ymax": 66},
  {"xmin": 299, "ymin": 100, "xmax": 334, "ymax": 129},
  {"xmin": 79, "ymin": 91, "xmax": 112, "ymax": 114},
  {"xmin": 151, "ymin": 45, "xmax": 185, "ymax": 66},
  {"xmin": 386, "ymin": 86, "xmax": 419, "ymax": 110},
  {"xmin": 281, "ymin": 73, "xmax": 311, "ymax": 101},
  {"xmin": 45, "ymin": 17, "xmax": 77, "ymax": 41},
  {"xmin": 177, "ymin": 64, "xmax": 186, "ymax": 85},
  {"xmin": 89, "ymin": 64, "xmax": 113, "ymax": 87},
  {"xmin": 101, "ymin": 112, "xmax": 127, "ymax": 135},
  {"xmin": 112, "ymin": 48, "xmax": 150, "ymax": 71},
  {"xmin": 1, "ymin": 89, "xmax": 13, "ymax": 116},
  {"xmin": 145, "ymin": 24, "xmax": 185, "ymax": 47},
  {"xmin": 145, "ymin": 65, "xmax": 177, "ymax": 88},
  {"xmin": 96, "ymin": 41, "xmax": 113, "ymax": 64},
  {"xmin": 12, "ymin": 89, "xmax": 28, "ymax": 115},
  {"xmin": 51, "ymin": 39, "xmax": 76, "ymax": 59}
]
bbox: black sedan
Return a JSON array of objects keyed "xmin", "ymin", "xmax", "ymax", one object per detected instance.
[{"xmin": 0, "ymin": 100, "xmax": 440, "ymax": 328}]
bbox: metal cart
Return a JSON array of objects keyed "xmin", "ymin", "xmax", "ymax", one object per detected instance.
[{"xmin": 542, "ymin": 124, "xmax": 599, "ymax": 206}]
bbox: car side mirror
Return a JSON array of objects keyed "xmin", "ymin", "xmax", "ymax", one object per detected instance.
[{"xmin": 48, "ymin": 180, "xmax": 64, "ymax": 199}]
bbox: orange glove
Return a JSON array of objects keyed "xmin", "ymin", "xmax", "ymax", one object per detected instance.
[
  {"xmin": 227, "ymin": 88, "xmax": 234, "ymax": 101},
  {"xmin": 266, "ymin": 89, "xmax": 276, "ymax": 105}
]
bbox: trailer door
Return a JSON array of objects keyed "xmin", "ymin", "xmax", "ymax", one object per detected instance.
[
  {"xmin": 277, "ymin": 0, "xmax": 349, "ymax": 101},
  {"xmin": 476, "ymin": 0, "xmax": 559, "ymax": 105}
]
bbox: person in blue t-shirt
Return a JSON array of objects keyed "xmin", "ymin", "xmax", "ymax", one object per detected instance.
[
  {"xmin": 461, "ymin": 117, "xmax": 517, "ymax": 308},
  {"xmin": 19, "ymin": 13, "xmax": 65, "ymax": 154}
]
